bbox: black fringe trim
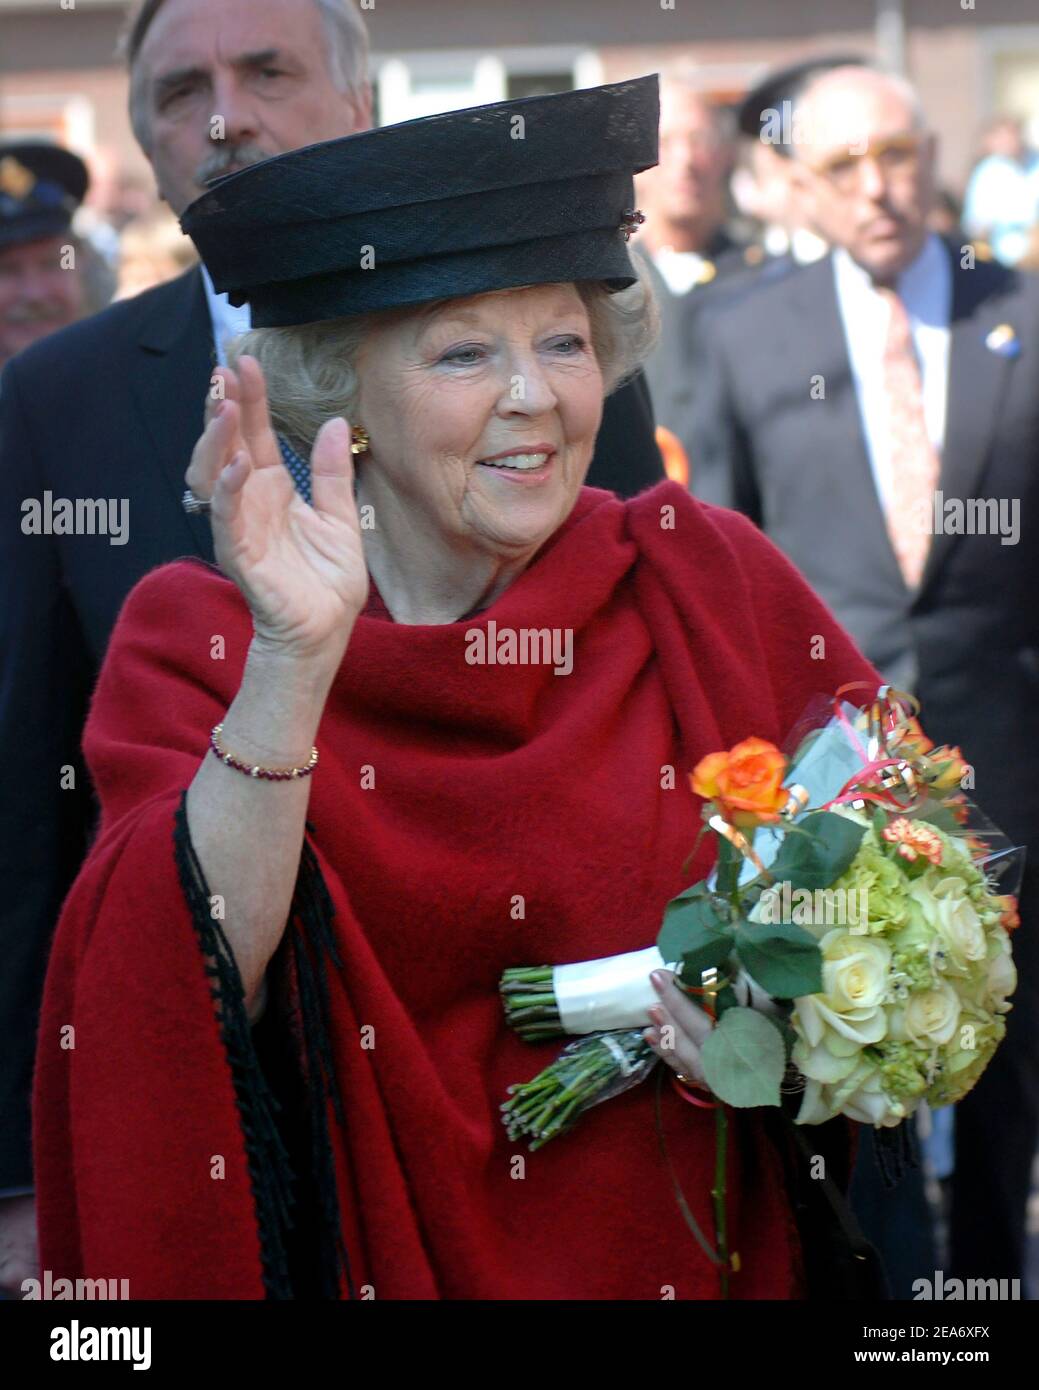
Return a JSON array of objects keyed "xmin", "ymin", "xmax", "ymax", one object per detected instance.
[
  {"xmin": 871, "ymin": 1118, "xmax": 918, "ymax": 1188},
  {"xmin": 290, "ymin": 829, "xmax": 356, "ymax": 1299},
  {"xmin": 767, "ymin": 1102, "xmax": 891, "ymax": 1300},
  {"xmin": 172, "ymin": 794, "xmax": 353, "ymax": 1299}
]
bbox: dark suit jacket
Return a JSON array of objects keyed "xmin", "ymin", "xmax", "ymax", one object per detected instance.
[
  {"xmin": 685, "ymin": 243, "xmax": 1039, "ymax": 852},
  {"xmin": 685, "ymin": 246, "xmax": 1039, "ymax": 1280},
  {"xmin": 635, "ymin": 232, "xmax": 745, "ymax": 460},
  {"xmin": 0, "ymin": 266, "xmax": 663, "ymax": 1187}
]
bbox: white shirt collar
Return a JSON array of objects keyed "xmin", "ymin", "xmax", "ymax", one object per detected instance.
[
  {"xmin": 200, "ymin": 262, "xmax": 252, "ymax": 365},
  {"xmin": 832, "ymin": 232, "xmax": 950, "ymax": 328},
  {"xmin": 652, "ymin": 246, "xmax": 713, "ymax": 296}
]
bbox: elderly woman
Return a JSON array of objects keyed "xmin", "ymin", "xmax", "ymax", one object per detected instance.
[{"xmin": 34, "ymin": 78, "xmax": 880, "ymax": 1300}]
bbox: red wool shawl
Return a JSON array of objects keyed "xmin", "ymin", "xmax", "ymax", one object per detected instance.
[{"xmin": 34, "ymin": 482, "xmax": 879, "ymax": 1300}]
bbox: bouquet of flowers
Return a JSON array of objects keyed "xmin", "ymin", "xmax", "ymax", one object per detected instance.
[
  {"xmin": 499, "ymin": 685, "xmax": 1022, "ymax": 1142},
  {"xmin": 499, "ymin": 685, "xmax": 1022, "ymax": 1294}
]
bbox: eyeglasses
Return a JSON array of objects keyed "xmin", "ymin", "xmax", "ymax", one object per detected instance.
[{"xmin": 808, "ymin": 133, "xmax": 927, "ymax": 191}]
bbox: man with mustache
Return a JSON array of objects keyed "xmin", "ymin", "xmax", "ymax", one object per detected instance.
[
  {"xmin": 687, "ymin": 64, "xmax": 1039, "ymax": 1293},
  {"xmin": 0, "ymin": 0, "xmax": 665, "ymax": 1298},
  {"xmin": 0, "ymin": 143, "xmax": 93, "ymax": 372}
]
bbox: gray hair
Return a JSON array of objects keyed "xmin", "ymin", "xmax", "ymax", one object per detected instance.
[
  {"xmin": 120, "ymin": 0, "xmax": 370, "ymax": 154},
  {"xmin": 227, "ymin": 269, "xmax": 660, "ymax": 461}
]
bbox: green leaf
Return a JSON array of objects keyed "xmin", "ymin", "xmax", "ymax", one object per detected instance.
[
  {"xmin": 665, "ymin": 879, "xmax": 712, "ymax": 908},
  {"xmin": 767, "ymin": 811, "xmax": 866, "ymax": 890},
  {"xmin": 734, "ymin": 919, "xmax": 823, "ymax": 998},
  {"xmin": 657, "ymin": 889, "xmax": 732, "ymax": 968},
  {"xmin": 701, "ymin": 1008, "xmax": 785, "ymax": 1108}
]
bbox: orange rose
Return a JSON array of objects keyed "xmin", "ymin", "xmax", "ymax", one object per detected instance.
[
  {"xmin": 691, "ymin": 737, "xmax": 789, "ymax": 827},
  {"xmin": 997, "ymin": 895, "xmax": 1021, "ymax": 932},
  {"xmin": 891, "ymin": 715, "xmax": 935, "ymax": 758},
  {"xmin": 927, "ymin": 746, "xmax": 970, "ymax": 793}
]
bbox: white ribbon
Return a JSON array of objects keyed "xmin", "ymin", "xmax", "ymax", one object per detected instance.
[
  {"xmin": 554, "ymin": 946, "xmax": 672, "ymax": 1034},
  {"xmin": 553, "ymin": 948, "xmax": 774, "ymax": 1034}
]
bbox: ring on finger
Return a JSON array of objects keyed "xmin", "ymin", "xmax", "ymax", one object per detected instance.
[{"xmin": 655, "ymin": 1027, "xmax": 703, "ymax": 1082}]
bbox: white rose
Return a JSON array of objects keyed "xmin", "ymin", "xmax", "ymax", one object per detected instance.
[
  {"xmin": 912, "ymin": 877, "xmax": 986, "ymax": 972},
  {"xmin": 899, "ymin": 979, "xmax": 960, "ymax": 1046},
  {"xmin": 791, "ymin": 932, "xmax": 893, "ymax": 1105},
  {"xmin": 792, "ymin": 932, "xmax": 890, "ymax": 1084},
  {"xmin": 795, "ymin": 1077, "xmax": 840, "ymax": 1126},
  {"xmin": 794, "ymin": 994, "xmax": 888, "ymax": 1056},
  {"xmin": 792, "ymin": 1030, "xmax": 862, "ymax": 1085},
  {"xmin": 793, "ymin": 932, "xmax": 892, "ymax": 1071},
  {"xmin": 984, "ymin": 932, "xmax": 1017, "ymax": 1012},
  {"xmin": 837, "ymin": 1059, "xmax": 907, "ymax": 1126},
  {"xmin": 795, "ymin": 1061, "xmax": 905, "ymax": 1127},
  {"xmin": 820, "ymin": 930, "xmax": 891, "ymax": 1011}
]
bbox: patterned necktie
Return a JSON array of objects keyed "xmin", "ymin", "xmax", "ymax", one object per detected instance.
[{"xmin": 876, "ymin": 285, "xmax": 940, "ymax": 589}]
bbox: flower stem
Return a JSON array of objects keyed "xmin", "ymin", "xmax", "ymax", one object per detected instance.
[
  {"xmin": 501, "ymin": 1031, "xmax": 657, "ymax": 1148},
  {"xmin": 499, "ymin": 966, "xmax": 567, "ymax": 1039}
]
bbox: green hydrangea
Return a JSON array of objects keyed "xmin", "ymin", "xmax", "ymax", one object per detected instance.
[
  {"xmin": 830, "ymin": 825, "xmax": 911, "ymax": 934},
  {"xmin": 927, "ymin": 1024, "xmax": 1005, "ymax": 1108},
  {"xmin": 867, "ymin": 1041, "xmax": 929, "ymax": 1100},
  {"xmin": 788, "ymin": 810, "xmax": 1016, "ymax": 1120},
  {"xmin": 890, "ymin": 946, "xmax": 935, "ymax": 992}
]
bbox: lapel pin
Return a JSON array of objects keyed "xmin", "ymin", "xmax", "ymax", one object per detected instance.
[{"xmin": 985, "ymin": 323, "xmax": 1020, "ymax": 357}]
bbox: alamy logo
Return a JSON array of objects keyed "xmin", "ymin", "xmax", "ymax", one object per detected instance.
[
  {"xmin": 912, "ymin": 1270, "xmax": 1021, "ymax": 1300},
  {"xmin": 21, "ymin": 491, "xmax": 129, "ymax": 546},
  {"xmin": 23, "ymin": 1270, "xmax": 129, "ymax": 1300},
  {"xmin": 50, "ymin": 1319, "xmax": 151, "ymax": 1371},
  {"xmin": 912, "ymin": 492, "xmax": 1019, "ymax": 545},
  {"xmin": 464, "ymin": 620, "xmax": 573, "ymax": 675},
  {"xmin": 757, "ymin": 881, "xmax": 867, "ymax": 929}
]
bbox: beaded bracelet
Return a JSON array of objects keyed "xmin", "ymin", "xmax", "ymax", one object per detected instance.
[{"xmin": 209, "ymin": 723, "xmax": 319, "ymax": 780}]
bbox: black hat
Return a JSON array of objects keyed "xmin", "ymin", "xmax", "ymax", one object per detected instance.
[
  {"xmin": 0, "ymin": 142, "xmax": 89, "ymax": 250},
  {"xmin": 737, "ymin": 55, "xmax": 868, "ymax": 152},
  {"xmin": 180, "ymin": 76, "xmax": 659, "ymax": 328}
]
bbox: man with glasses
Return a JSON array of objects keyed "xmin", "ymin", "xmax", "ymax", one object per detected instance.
[{"xmin": 687, "ymin": 63, "xmax": 1039, "ymax": 1293}]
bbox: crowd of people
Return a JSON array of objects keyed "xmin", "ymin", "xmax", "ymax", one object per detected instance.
[
  {"xmin": 0, "ymin": 0, "xmax": 1036, "ymax": 1304},
  {"xmin": 637, "ymin": 57, "xmax": 1039, "ymax": 1298}
]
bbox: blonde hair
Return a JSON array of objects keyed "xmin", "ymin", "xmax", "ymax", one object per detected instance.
[{"xmin": 228, "ymin": 268, "xmax": 659, "ymax": 459}]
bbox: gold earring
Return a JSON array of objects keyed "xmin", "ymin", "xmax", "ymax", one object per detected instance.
[{"xmin": 350, "ymin": 425, "xmax": 370, "ymax": 456}]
